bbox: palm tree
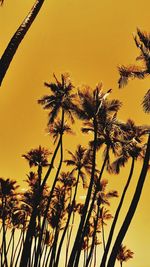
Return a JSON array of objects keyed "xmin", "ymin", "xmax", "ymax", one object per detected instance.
[
  {"xmin": 0, "ymin": 0, "xmax": 46, "ymax": 85},
  {"xmin": 38, "ymin": 73, "xmax": 76, "ymax": 125},
  {"xmin": 100, "ymin": 120, "xmax": 149, "ymax": 267},
  {"xmin": 85, "ymin": 178, "xmax": 117, "ymax": 267},
  {"xmin": 68, "ymin": 84, "xmax": 120, "ymax": 267},
  {"xmin": 107, "ymin": 29, "xmax": 150, "ymax": 267},
  {"xmin": 22, "ymin": 146, "xmax": 50, "ymax": 186},
  {"xmin": 116, "ymin": 244, "xmax": 134, "ymax": 267},
  {"xmin": 20, "ymin": 74, "xmax": 75, "ymax": 267},
  {"xmin": 0, "ymin": 178, "xmax": 19, "ymax": 267},
  {"xmin": 74, "ymin": 108, "xmax": 122, "ymax": 266},
  {"xmin": 54, "ymin": 146, "xmax": 93, "ymax": 267},
  {"xmin": 118, "ymin": 28, "xmax": 150, "ymax": 113}
]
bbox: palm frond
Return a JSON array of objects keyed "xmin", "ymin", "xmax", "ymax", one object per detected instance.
[
  {"xmin": 142, "ymin": 89, "xmax": 150, "ymax": 113},
  {"xmin": 137, "ymin": 28, "xmax": 150, "ymax": 49},
  {"xmin": 118, "ymin": 65, "xmax": 146, "ymax": 88}
]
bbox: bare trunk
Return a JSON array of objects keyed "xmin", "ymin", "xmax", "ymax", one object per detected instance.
[
  {"xmin": 0, "ymin": 0, "xmax": 45, "ymax": 86},
  {"xmin": 100, "ymin": 157, "xmax": 135, "ymax": 267}
]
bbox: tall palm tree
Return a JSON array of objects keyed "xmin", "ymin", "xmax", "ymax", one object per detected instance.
[
  {"xmin": 85, "ymin": 178, "xmax": 117, "ymax": 267},
  {"xmin": 54, "ymin": 146, "xmax": 93, "ymax": 267},
  {"xmin": 100, "ymin": 137, "xmax": 146, "ymax": 267},
  {"xmin": 116, "ymin": 244, "xmax": 134, "ymax": 267},
  {"xmin": 73, "ymin": 107, "xmax": 122, "ymax": 266},
  {"xmin": 0, "ymin": 0, "xmax": 45, "ymax": 86},
  {"xmin": 67, "ymin": 84, "xmax": 118, "ymax": 267},
  {"xmin": 20, "ymin": 74, "xmax": 75, "ymax": 267},
  {"xmin": 107, "ymin": 29, "xmax": 150, "ymax": 267}
]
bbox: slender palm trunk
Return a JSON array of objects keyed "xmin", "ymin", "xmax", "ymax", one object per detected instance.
[
  {"xmin": 107, "ymin": 134, "xmax": 150, "ymax": 267},
  {"xmin": 10, "ymin": 229, "xmax": 15, "ymax": 267},
  {"xmin": 2, "ymin": 197, "xmax": 8, "ymax": 267},
  {"xmin": 94, "ymin": 245, "xmax": 97, "ymax": 267},
  {"xmin": 55, "ymin": 171, "xmax": 80, "ymax": 267},
  {"xmin": 101, "ymin": 218, "xmax": 106, "ymax": 252},
  {"xmin": 19, "ymin": 111, "xmax": 64, "ymax": 267},
  {"xmin": 85, "ymin": 205, "xmax": 100, "ymax": 267},
  {"xmin": 100, "ymin": 157, "xmax": 135, "ymax": 267},
  {"xmin": 42, "ymin": 245, "xmax": 48, "ymax": 267},
  {"xmin": 44, "ymin": 246, "xmax": 52, "ymax": 267},
  {"xmin": 67, "ymin": 118, "xmax": 98, "ymax": 267},
  {"xmin": 0, "ymin": 0, "xmax": 45, "ymax": 86},
  {"xmin": 74, "ymin": 146, "xmax": 109, "ymax": 267},
  {"xmin": 35, "ymin": 138, "xmax": 64, "ymax": 267},
  {"xmin": 6, "ymin": 228, "xmax": 15, "ymax": 257},
  {"xmin": 14, "ymin": 231, "xmax": 24, "ymax": 267}
]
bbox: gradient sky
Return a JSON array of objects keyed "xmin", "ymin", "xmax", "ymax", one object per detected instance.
[{"xmin": 0, "ymin": 1, "xmax": 150, "ymax": 266}]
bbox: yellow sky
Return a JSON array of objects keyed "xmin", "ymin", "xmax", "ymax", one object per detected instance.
[{"xmin": 0, "ymin": 1, "xmax": 150, "ymax": 266}]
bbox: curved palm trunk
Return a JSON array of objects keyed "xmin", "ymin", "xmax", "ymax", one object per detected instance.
[
  {"xmin": 54, "ymin": 171, "xmax": 80, "ymax": 267},
  {"xmin": 19, "ymin": 136, "xmax": 63, "ymax": 267},
  {"xmin": 107, "ymin": 134, "xmax": 150, "ymax": 267},
  {"xmin": 19, "ymin": 109, "xmax": 64, "ymax": 267},
  {"xmin": 36, "ymin": 138, "xmax": 63, "ymax": 267},
  {"xmin": 100, "ymin": 157, "xmax": 135, "ymax": 267},
  {"xmin": 74, "ymin": 146, "xmax": 109, "ymax": 267},
  {"xmin": 67, "ymin": 118, "xmax": 98, "ymax": 267},
  {"xmin": 35, "ymin": 113, "xmax": 65, "ymax": 267},
  {"xmin": 0, "ymin": 0, "xmax": 45, "ymax": 86}
]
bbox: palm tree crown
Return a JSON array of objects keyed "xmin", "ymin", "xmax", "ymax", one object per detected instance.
[
  {"xmin": 117, "ymin": 244, "xmax": 134, "ymax": 266},
  {"xmin": 38, "ymin": 73, "xmax": 76, "ymax": 124},
  {"xmin": 22, "ymin": 146, "xmax": 51, "ymax": 167}
]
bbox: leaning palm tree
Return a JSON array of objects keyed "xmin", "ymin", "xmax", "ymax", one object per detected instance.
[
  {"xmin": 0, "ymin": 0, "xmax": 46, "ymax": 86},
  {"xmin": 100, "ymin": 120, "xmax": 149, "ymax": 267},
  {"xmin": 107, "ymin": 29, "xmax": 150, "ymax": 267},
  {"xmin": 116, "ymin": 244, "xmax": 134, "ymax": 267}
]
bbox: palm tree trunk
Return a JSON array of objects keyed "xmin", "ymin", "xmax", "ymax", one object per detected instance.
[
  {"xmin": 10, "ymin": 229, "xmax": 15, "ymax": 267},
  {"xmin": 107, "ymin": 134, "xmax": 150, "ymax": 267},
  {"xmin": 6, "ymin": 228, "xmax": 15, "ymax": 257},
  {"xmin": 14, "ymin": 230, "xmax": 24, "ymax": 267},
  {"xmin": 54, "ymin": 171, "xmax": 80, "ymax": 267},
  {"xmin": 85, "ymin": 205, "xmax": 100, "ymax": 267},
  {"xmin": 44, "ymin": 245, "xmax": 52, "ymax": 267},
  {"xmin": 35, "ymin": 136, "xmax": 64, "ymax": 267},
  {"xmin": 74, "ymin": 145, "xmax": 109, "ymax": 267},
  {"xmin": 0, "ymin": 0, "xmax": 45, "ymax": 86},
  {"xmin": 101, "ymin": 218, "xmax": 106, "ymax": 252},
  {"xmin": 100, "ymin": 157, "xmax": 135, "ymax": 267},
  {"xmin": 19, "ymin": 111, "xmax": 64, "ymax": 267},
  {"xmin": 67, "ymin": 118, "xmax": 98, "ymax": 267},
  {"xmin": 2, "ymin": 197, "xmax": 8, "ymax": 267}
]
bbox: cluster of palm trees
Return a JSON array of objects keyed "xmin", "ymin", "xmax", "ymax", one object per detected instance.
[
  {"xmin": 0, "ymin": 67, "xmax": 149, "ymax": 267},
  {"xmin": 0, "ymin": 2, "xmax": 150, "ymax": 266}
]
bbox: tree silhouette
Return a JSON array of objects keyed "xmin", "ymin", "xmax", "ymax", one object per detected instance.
[
  {"xmin": 0, "ymin": 0, "xmax": 46, "ymax": 86},
  {"xmin": 107, "ymin": 29, "xmax": 150, "ymax": 267},
  {"xmin": 116, "ymin": 244, "xmax": 134, "ymax": 267}
]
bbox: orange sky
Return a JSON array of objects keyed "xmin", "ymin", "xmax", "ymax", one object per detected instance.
[{"xmin": 0, "ymin": 1, "xmax": 150, "ymax": 266}]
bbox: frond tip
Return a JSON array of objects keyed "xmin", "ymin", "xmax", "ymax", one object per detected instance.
[
  {"xmin": 118, "ymin": 65, "xmax": 146, "ymax": 88},
  {"xmin": 142, "ymin": 89, "xmax": 150, "ymax": 113}
]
